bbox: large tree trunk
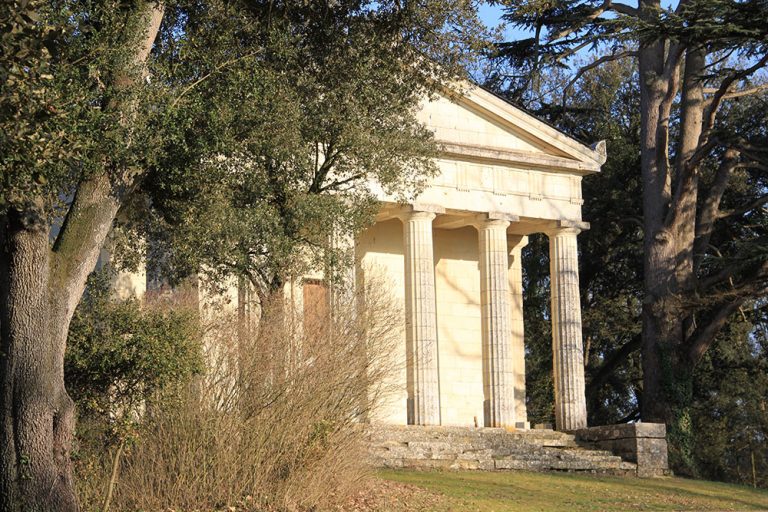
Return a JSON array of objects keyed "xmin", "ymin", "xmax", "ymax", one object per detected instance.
[
  {"xmin": 0, "ymin": 213, "xmax": 78, "ymax": 511},
  {"xmin": 638, "ymin": 24, "xmax": 707, "ymax": 473},
  {"xmin": 637, "ymin": 6, "xmax": 679, "ymax": 424},
  {"xmin": 0, "ymin": 6, "xmax": 164, "ymax": 509},
  {"xmin": 0, "ymin": 182, "xmax": 123, "ymax": 511}
]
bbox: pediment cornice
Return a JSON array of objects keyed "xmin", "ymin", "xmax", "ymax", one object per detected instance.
[
  {"xmin": 438, "ymin": 142, "xmax": 600, "ymax": 174},
  {"xmin": 437, "ymin": 82, "xmax": 606, "ymax": 173}
]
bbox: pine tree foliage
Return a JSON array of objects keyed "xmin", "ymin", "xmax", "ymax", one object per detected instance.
[
  {"xmin": 514, "ymin": 60, "xmax": 768, "ymax": 487},
  {"xmin": 487, "ymin": 0, "xmax": 768, "ymax": 473}
]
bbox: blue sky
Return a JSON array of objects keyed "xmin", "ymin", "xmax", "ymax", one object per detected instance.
[
  {"xmin": 478, "ymin": 3, "xmax": 530, "ymax": 41},
  {"xmin": 478, "ymin": 1, "xmax": 679, "ymax": 42}
]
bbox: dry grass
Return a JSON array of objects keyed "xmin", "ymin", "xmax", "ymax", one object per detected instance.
[{"xmin": 76, "ymin": 272, "xmax": 403, "ymax": 511}]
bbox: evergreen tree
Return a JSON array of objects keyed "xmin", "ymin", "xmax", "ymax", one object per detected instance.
[
  {"xmin": 490, "ymin": 0, "xmax": 768, "ymax": 471},
  {"xmin": 515, "ymin": 60, "xmax": 644, "ymax": 427}
]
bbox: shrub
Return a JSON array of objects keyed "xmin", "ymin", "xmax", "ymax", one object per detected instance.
[
  {"xmin": 73, "ymin": 270, "xmax": 402, "ymax": 511},
  {"xmin": 66, "ymin": 269, "xmax": 204, "ymax": 510}
]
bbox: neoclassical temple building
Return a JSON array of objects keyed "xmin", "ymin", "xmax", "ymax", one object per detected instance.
[
  {"xmin": 355, "ymin": 83, "xmax": 605, "ymax": 432},
  {"xmin": 108, "ymin": 82, "xmax": 605, "ymax": 434}
]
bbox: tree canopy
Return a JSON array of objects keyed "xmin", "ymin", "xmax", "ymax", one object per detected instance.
[
  {"xmin": 488, "ymin": 0, "xmax": 768, "ymax": 472},
  {"xmin": 0, "ymin": 1, "xmax": 489, "ymax": 509}
]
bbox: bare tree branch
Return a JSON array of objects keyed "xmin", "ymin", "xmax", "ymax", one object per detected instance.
[
  {"xmin": 551, "ymin": 0, "xmax": 613, "ymax": 41},
  {"xmin": 319, "ymin": 173, "xmax": 365, "ymax": 193},
  {"xmin": 170, "ymin": 51, "xmax": 259, "ymax": 109},
  {"xmin": 552, "ymin": 38, "xmax": 597, "ymax": 64},
  {"xmin": 563, "ymin": 50, "xmax": 638, "ymax": 103},
  {"xmin": 700, "ymin": 53, "xmax": 768, "ymax": 148},
  {"xmin": 686, "ymin": 296, "xmax": 748, "ymax": 364},
  {"xmin": 698, "ymin": 260, "xmax": 768, "ymax": 297},
  {"xmin": 694, "ymin": 148, "xmax": 739, "ymax": 269},
  {"xmin": 717, "ymin": 194, "xmax": 768, "ymax": 220},
  {"xmin": 547, "ymin": 0, "xmax": 638, "ymax": 51},
  {"xmin": 586, "ymin": 334, "xmax": 641, "ymax": 397},
  {"xmin": 610, "ymin": 2, "xmax": 640, "ymax": 16},
  {"xmin": 661, "ymin": 42, "xmax": 685, "ymax": 84},
  {"xmin": 703, "ymin": 83, "xmax": 768, "ymax": 100}
]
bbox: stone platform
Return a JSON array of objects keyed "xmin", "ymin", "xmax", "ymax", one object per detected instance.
[{"xmin": 367, "ymin": 425, "xmax": 653, "ymax": 477}]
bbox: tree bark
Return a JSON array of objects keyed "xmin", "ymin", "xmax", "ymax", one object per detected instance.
[
  {"xmin": 638, "ymin": 2, "xmax": 678, "ymax": 424},
  {"xmin": 0, "ymin": 4, "xmax": 165, "ymax": 508},
  {"xmin": 0, "ymin": 211, "xmax": 78, "ymax": 511},
  {"xmin": 0, "ymin": 182, "xmax": 126, "ymax": 512},
  {"xmin": 638, "ymin": 35, "xmax": 711, "ymax": 474}
]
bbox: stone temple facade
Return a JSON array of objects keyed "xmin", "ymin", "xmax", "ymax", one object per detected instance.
[
  {"xmin": 107, "ymin": 81, "xmax": 605, "ymax": 433},
  {"xmin": 103, "ymin": 81, "xmax": 673, "ymax": 476},
  {"xmin": 355, "ymin": 83, "xmax": 606, "ymax": 432}
]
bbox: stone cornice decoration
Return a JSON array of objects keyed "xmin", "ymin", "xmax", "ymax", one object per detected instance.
[
  {"xmin": 439, "ymin": 142, "xmax": 599, "ymax": 174},
  {"xmin": 438, "ymin": 82, "xmax": 607, "ymax": 174}
]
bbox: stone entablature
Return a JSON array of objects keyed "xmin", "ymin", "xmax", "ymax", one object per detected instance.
[{"xmin": 431, "ymin": 157, "xmax": 585, "ymax": 205}]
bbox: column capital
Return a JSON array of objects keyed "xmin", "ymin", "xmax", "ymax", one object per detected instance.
[
  {"xmin": 397, "ymin": 204, "xmax": 444, "ymax": 223},
  {"xmin": 410, "ymin": 203, "xmax": 445, "ymax": 215},
  {"xmin": 508, "ymin": 234, "xmax": 529, "ymax": 251},
  {"xmin": 473, "ymin": 212, "xmax": 519, "ymax": 230},
  {"xmin": 546, "ymin": 220, "xmax": 590, "ymax": 237},
  {"xmin": 400, "ymin": 210, "xmax": 437, "ymax": 222},
  {"xmin": 479, "ymin": 218, "xmax": 510, "ymax": 230}
]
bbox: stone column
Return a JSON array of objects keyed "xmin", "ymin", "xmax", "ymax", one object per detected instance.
[
  {"xmin": 402, "ymin": 210, "xmax": 440, "ymax": 425},
  {"xmin": 508, "ymin": 235, "xmax": 528, "ymax": 428},
  {"xmin": 548, "ymin": 227, "xmax": 588, "ymax": 431},
  {"xmin": 477, "ymin": 218, "xmax": 515, "ymax": 427}
]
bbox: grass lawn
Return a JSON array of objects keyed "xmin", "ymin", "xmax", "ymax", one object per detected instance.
[{"xmin": 374, "ymin": 469, "xmax": 768, "ymax": 511}]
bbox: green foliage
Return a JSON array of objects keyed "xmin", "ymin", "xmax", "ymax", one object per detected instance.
[
  {"xmin": 489, "ymin": 0, "xmax": 768, "ymax": 102},
  {"xmin": 658, "ymin": 344, "xmax": 696, "ymax": 476},
  {"xmin": 521, "ymin": 233, "xmax": 554, "ymax": 426},
  {"xmin": 1, "ymin": 1, "xmax": 169, "ymax": 219},
  {"xmin": 138, "ymin": 1, "xmax": 490, "ymax": 294},
  {"xmin": 66, "ymin": 269, "xmax": 203, "ymax": 444},
  {"xmin": 692, "ymin": 308, "xmax": 768, "ymax": 487},
  {"xmin": 486, "ymin": 0, "xmax": 768, "ymax": 485},
  {"xmin": 2, "ymin": 0, "xmax": 490, "ymax": 293}
]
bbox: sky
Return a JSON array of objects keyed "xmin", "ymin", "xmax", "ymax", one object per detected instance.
[
  {"xmin": 478, "ymin": 2, "xmax": 531, "ymax": 42},
  {"xmin": 478, "ymin": 1, "xmax": 679, "ymax": 42}
]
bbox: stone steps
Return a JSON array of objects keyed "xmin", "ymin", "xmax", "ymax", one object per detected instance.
[{"xmin": 367, "ymin": 425, "xmax": 638, "ymax": 477}]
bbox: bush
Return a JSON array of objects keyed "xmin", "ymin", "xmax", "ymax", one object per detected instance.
[
  {"xmin": 66, "ymin": 269, "xmax": 204, "ymax": 509},
  {"xmin": 67, "ymin": 271, "xmax": 203, "ymax": 433},
  {"xmin": 72, "ymin": 270, "xmax": 401, "ymax": 511}
]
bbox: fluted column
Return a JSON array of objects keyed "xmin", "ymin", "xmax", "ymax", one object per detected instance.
[
  {"xmin": 508, "ymin": 235, "xmax": 528, "ymax": 428},
  {"xmin": 402, "ymin": 211, "xmax": 440, "ymax": 425},
  {"xmin": 478, "ymin": 219, "xmax": 515, "ymax": 427},
  {"xmin": 548, "ymin": 227, "xmax": 588, "ymax": 431}
]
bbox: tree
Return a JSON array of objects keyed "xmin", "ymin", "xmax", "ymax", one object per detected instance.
[
  {"xmin": 691, "ymin": 305, "xmax": 768, "ymax": 487},
  {"xmin": 0, "ymin": 1, "xmax": 486, "ymax": 509},
  {"xmin": 490, "ymin": 0, "xmax": 768, "ymax": 468}
]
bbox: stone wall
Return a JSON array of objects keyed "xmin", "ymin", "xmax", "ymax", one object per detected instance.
[{"xmin": 574, "ymin": 423, "xmax": 669, "ymax": 477}]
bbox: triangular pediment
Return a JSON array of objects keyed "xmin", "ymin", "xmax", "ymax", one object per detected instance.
[{"xmin": 417, "ymin": 83, "xmax": 606, "ymax": 174}]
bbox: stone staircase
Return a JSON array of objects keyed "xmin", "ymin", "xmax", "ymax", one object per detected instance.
[{"xmin": 367, "ymin": 425, "xmax": 638, "ymax": 476}]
